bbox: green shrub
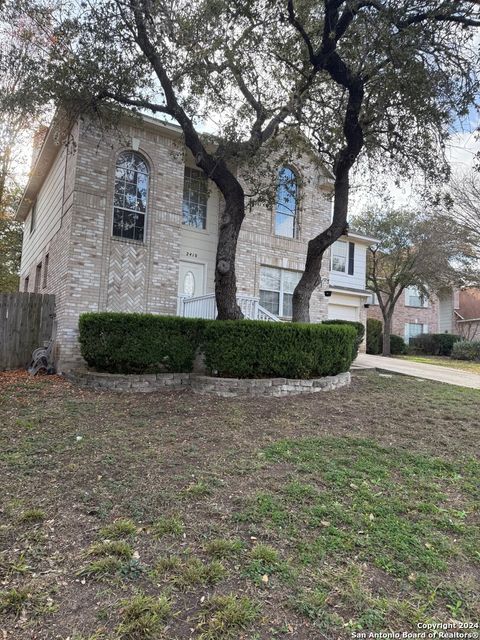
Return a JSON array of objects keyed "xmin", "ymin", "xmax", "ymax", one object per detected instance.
[
  {"xmin": 366, "ymin": 318, "xmax": 382, "ymax": 355},
  {"xmin": 410, "ymin": 333, "xmax": 461, "ymax": 356},
  {"xmin": 322, "ymin": 320, "xmax": 365, "ymax": 360},
  {"xmin": 451, "ymin": 340, "xmax": 480, "ymax": 361},
  {"xmin": 390, "ymin": 334, "xmax": 407, "ymax": 355},
  {"xmin": 202, "ymin": 320, "xmax": 356, "ymax": 379},
  {"xmin": 79, "ymin": 313, "xmax": 205, "ymax": 373}
]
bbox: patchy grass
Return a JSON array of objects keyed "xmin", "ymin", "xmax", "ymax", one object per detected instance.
[
  {"xmin": 397, "ymin": 354, "xmax": 480, "ymax": 374},
  {"xmin": 0, "ymin": 587, "xmax": 31, "ymax": 615},
  {"xmin": 0, "ymin": 370, "xmax": 479, "ymax": 638},
  {"xmin": 171, "ymin": 557, "xmax": 226, "ymax": 590},
  {"xmin": 78, "ymin": 557, "xmax": 124, "ymax": 579},
  {"xmin": 152, "ymin": 554, "xmax": 182, "ymax": 576},
  {"xmin": 196, "ymin": 594, "xmax": 260, "ymax": 640},
  {"xmin": 18, "ymin": 508, "xmax": 45, "ymax": 524},
  {"xmin": 151, "ymin": 516, "xmax": 184, "ymax": 538},
  {"xmin": 204, "ymin": 538, "xmax": 244, "ymax": 559},
  {"xmin": 116, "ymin": 593, "xmax": 171, "ymax": 639},
  {"xmin": 99, "ymin": 519, "xmax": 137, "ymax": 539},
  {"xmin": 87, "ymin": 540, "xmax": 133, "ymax": 560}
]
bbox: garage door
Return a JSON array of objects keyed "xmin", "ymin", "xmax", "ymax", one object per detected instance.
[{"xmin": 328, "ymin": 304, "xmax": 359, "ymax": 322}]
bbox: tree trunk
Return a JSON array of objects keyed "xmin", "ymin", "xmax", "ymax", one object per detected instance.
[
  {"xmin": 292, "ymin": 245, "xmax": 324, "ymax": 322},
  {"xmin": 215, "ymin": 192, "xmax": 245, "ymax": 320},
  {"xmin": 382, "ymin": 312, "xmax": 393, "ymax": 357},
  {"xmin": 291, "ymin": 71, "xmax": 364, "ymax": 322},
  {"xmin": 291, "ymin": 161, "xmax": 350, "ymax": 322}
]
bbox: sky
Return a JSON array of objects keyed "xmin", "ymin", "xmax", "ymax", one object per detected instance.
[
  {"xmin": 350, "ymin": 104, "xmax": 480, "ymax": 214},
  {"xmin": 350, "ymin": 128, "xmax": 479, "ymax": 214}
]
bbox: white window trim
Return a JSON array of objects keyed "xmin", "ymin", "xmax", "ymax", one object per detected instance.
[
  {"xmin": 274, "ymin": 166, "xmax": 298, "ymax": 239},
  {"xmin": 182, "ymin": 167, "xmax": 208, "ymax": 230},
  {"xmin": 331, "ymin": 240, "xmax": 348, "ymax": 273},
  {"xmin": 405, "ymin": 286, "xmax": 428, "ymax": 308},
  {"xmin": 404, "ymin": 322, "xmax": 428, "ymax": 343},
  {"xmin": 259, "ymin": 267, "xmax": 300, "ymax": 318},
  {"xmin": 112, "ymin": 150, "xmax": 149, "ymax": 243}
]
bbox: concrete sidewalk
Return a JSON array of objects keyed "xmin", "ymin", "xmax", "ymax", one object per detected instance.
[{"xmin": 354, "ymin": 354, "xmax": 480, "ymax": 390}]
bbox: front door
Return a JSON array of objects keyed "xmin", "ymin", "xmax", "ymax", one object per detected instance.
[{"xmin": 178, "ymin": 261, "xmax": 205, "ymax": 298}]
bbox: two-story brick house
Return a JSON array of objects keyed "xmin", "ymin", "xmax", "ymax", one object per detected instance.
[
  {"xmin": 367, "ymin": 286, "xmax": 459, "ymax": 343},
  {"xmin": 16, "ymin": 111, "xmax": 374, "ymax": 371}
]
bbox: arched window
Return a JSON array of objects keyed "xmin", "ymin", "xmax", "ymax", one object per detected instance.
[
  {"xmin": 275, "ymin": 166, "xmax": 297, "ymax": 238},
  {"xmin": 113, "ymin": 150, "xmax": 149, "ymax": 241}
]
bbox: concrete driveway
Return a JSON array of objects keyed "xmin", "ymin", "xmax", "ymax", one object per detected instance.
[{"xmin": 354, "ymin": 353, "xmax": 480, "ymax": 390}]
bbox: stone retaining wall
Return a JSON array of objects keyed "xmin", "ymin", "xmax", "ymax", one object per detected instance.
[
  {"xmin": 65, "ymin": 370, "xmax": 190, "ymax": 392},
  {"xmin": 66, "ymin": 369, "xmax": 350, "ymax": 396},
  {"xmin": 192, "ymin": 372, "xmax": 350, "ymax": 397}
]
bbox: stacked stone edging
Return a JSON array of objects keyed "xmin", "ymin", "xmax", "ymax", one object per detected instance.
[
  {"xmin": 192, "ymin": 372, "xmax": 350, "ymax": 397},
  {"xmin": 65, "ymin": 369, "xmax": 350, "ymax": 396},
  {"xmin": 65, "ymin": 369, "xmax": 190, "ymax": 392}
]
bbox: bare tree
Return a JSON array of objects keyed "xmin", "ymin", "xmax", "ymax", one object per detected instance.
[{"xmin": 442, "ymin": 169, "xmax": 480, "ymax": 253}]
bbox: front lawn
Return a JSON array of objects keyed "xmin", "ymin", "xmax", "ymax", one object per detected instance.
[
  {"xmin": 397, "ymin": 354, "xmax": 480, "ymax": 375},
  {"xmin": 0, "ymin": 370, "xmax": 479, "ymax": 639}
]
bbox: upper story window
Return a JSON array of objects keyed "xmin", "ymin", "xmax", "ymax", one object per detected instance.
[
  {"xmin": 113, "ymin": 150, "xmax": 149, "ymax": 242},
  {"xmin": 259, "ymin": 266, "xmax": 301, "ymax": 318},
  {"xmin": 183, "ymin": 167, "xmax": 208, "ymax": 229},
  {"xmin": 331, "ymin": 240, "xmax": 355, "ymax": 275},
  {"xmin": 405, "ymin": 286, "xmax": 427, "ymax": 308},
  {"xmin": 30, "ymin": 202, "xmax": 36, "ymax": 234},
  {"xmin": 275, "ymin": 167, "xmax": 298, "ymax": 238}
]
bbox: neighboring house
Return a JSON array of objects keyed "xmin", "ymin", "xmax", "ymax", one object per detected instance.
[
  {"xmin": 454, "ymin": 287, "xmax": 480, "ymax": 340},
  {"xmin": 16, "ymin": 112, "xmax": 374, "ymax": 371},
  {"xmin": 367, "ymin": 286, "xmax": 459, "ymax": 343}
]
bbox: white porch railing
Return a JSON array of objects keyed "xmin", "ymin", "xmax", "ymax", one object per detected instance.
[{"xmin": 178, "ymin": 293, "xmax": 281, "ymax": 321}]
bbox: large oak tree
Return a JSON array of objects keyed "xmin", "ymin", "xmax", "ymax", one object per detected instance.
[{"xmin": 3, "ymin": 0, "xmax": 480, "ymax": 318}]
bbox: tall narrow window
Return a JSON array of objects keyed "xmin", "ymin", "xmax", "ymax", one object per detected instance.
[
  {"xmin": 34, "ymin": 263, "xmax": 42, "ymax": 292},
  {"xmin": 275, "ymin": 167, "xmax": 297, "ymax": 238},
  {"xmin": 30, "ymin": 202, "xmax": 36, "ymax": 234},
  {"xmin": 43, "ymin": 253, "xmax": 49, "ymax": 289},
  {"xmin": 24, "ymin": 276, "xmax": 29, "ymax": 292},
  {"xmin": 183, "ymin": 167, "xmax": 208, "ymax": 229},
  {"xmin": 113, "ymin": 151, "xmax": 149, "ymax": 241}
]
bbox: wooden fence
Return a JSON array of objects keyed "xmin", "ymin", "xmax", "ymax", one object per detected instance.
[{"xmin": 0, "ymin": 293, "xmax": 56, "ymax": 371}]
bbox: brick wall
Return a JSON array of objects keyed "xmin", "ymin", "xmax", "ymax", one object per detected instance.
[
  {"xmin": 368, "ymin": 292, "xmax": 440, "ymax": 340},
  {"xmin": 21, "ymin": 116, "xmax": 335, "ymax": 370}
]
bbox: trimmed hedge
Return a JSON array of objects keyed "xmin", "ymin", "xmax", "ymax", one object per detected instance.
[
  {"xmin": 409, "ymin": 333, "xmax": 461, "ymax": 357},
  {"xmin": 322, "ymin": 319, "xmax": 365, "ymax": 360},
  {"xmin": 451, "ymin": 340, "xmax": 480, "ymax": 361},
  {"xmin": 366, "ymin": 318, "xmax": 383, "ymax": 355},
  {"xmin": 79, "ymin": 313, "xmax": 205, "ymax": 373},
  {"xmin": 79, "ymin": 313, "xmax": 357, "ymax": 379},
  {"xmin": 202, "ymin": 320, "xmax": 356, "ymax": 378},
  {"xmin": 390, "ymin": 334, "xmax": 407, "ymax": 355}
]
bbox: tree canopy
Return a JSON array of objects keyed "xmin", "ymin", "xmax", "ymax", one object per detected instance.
[
  {"xmin": 2, "ymin": 0, "xmax": 479, "ymax": 314},
  {"xmin": 352, "ymin": 207, "xmax": 478, "ymax": 354}
]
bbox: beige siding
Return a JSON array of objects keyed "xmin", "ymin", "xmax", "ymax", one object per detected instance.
[
  {"xmin": 179, "ymin": 168, "xmax": 220, "ymax": 294},
  {"xmin": 329, "ymin": 242, "xmax": 367, "ymax": 291},
  {"xmin": 438, "ymin": 291, "xmax": 453, "ymax": 333},
  {"xmin": 20, "ymin": 144, "xmax": 67, "ymax": 274}
]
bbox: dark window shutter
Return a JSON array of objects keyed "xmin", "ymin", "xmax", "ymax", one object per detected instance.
[{"xmin": 348, "ymin": 242, "xmax": 355, "ymax": 275}]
